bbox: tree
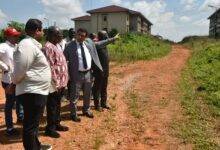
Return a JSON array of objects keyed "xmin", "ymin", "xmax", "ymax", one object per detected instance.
[
  {"xmin": 8, "ymin": 21, "xmax": 25, "ymax": 32},
  {"xmin": 8, "ymin": 21, "xmax": 26, "ymax": 41},
  {"xmin": 0, "ymin": 29, "xmax": 4, "ymax": 43}
]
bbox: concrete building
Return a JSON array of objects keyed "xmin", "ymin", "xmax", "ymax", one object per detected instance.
[
  {"xmin": 208, "ymin": 8, "xmax": 220, "ymax": 38},
  {"xmin": 72, "ymin": 5, "xmax": 152, "ymax": 34}
]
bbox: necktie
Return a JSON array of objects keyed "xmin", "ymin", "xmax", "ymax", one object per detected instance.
[{"xmin": 79, "ymin": 43, "xmax": 88, "ymax": 69}]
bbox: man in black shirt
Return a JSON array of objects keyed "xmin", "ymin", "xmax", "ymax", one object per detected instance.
[{"xmin": 92, "ymin": 30, "xmax": 119, "ymax": 111}]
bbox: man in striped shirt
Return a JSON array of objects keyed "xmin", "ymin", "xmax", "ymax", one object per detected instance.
[{"xmin": 42, "ymin": 26, "xmax": 69, "ymax": 138}]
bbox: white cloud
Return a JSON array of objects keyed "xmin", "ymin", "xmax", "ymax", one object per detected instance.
[
  {"xmin": 0, "ymin": 9, "xmax": 8, "ymax": 28},
  {"xmin": 200, "ymin": 0, "xmax": 220, "ymax": 10},
  {"xmin": 180, "ymin": 0, "xmax": 197, "ymax": 10},
  {"xmin": 111, "ymin": 0, "xmax": 122, "ymax": 4},
  {"xmin": 180, "ymin": 16, "xmax": 191, "ymax": 22},
  {"xmin": 181, "ymin": 0, "xmax": 197, "ymax": 5},
  {"xmin": 192, "ymin": 18, "xmax": 209, "ymax": 27},
  {"xmin": 40, "ymin": 0, "xmax": 84, "ymax": 28},
  {"xmin": 121, "ymin": 1, "xmax": 178, "ymax": 41}
]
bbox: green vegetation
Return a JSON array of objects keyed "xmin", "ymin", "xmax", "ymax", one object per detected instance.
[
  {"xmin": 184, "ymin": 37, "xmax": 220, "ymax": 116},
  {"xmin": 125, "ymin": 89, "xmax": 143, "ymax": 119},
  {"xmin": 93, "ymin": 133, "xmax": 105, "ymax": 150},
  {"xmin": 178, "ymin": 37, "xmax": 220, "ymax": 149},
  {"xmin": 108, "ymin": 33, "xmax": 171, "ymax": 62}
]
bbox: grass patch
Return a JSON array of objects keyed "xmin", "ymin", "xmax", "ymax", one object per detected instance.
[
  {"xmin": 177, "ymin": 37, "xmax": 220, "ymax": 149},
  {"xmin": 93, "ymin": 133, "xmax": 105, "ymax": 150},
  {"xmin": 125, "ymin": 90, "xmax": 142, "ymax": 119},
  {"xmin": 183, "ymin": 38, "xmax": 220, "ymax": 116},
  {"xmin": 108, "ymin": 33, "xmax": 171, "ymax": 62}
]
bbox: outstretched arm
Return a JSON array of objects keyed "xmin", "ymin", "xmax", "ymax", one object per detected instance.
[{"xmin": 95, "ymin": 34, "xmax": 120, "ymax": 49}]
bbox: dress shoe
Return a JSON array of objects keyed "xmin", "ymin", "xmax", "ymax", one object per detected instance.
[
  {"xmin": 71, "ymin": 115, "xmax": 81, "ymax": 122},
  {"xmin": 95, "ymin": 106, "xmax": 103, "ymax": 112},
  {"xmin": 83, "ymin": 111, "xmax": 94, "ymax": 118},
  {"xmin": 17, "ymin": 118, "xmax": 23, "ymax": 124},
  {"xmin": 45, "ymin": 129, "xmax": 60, "ymax": 138},
  {"xmin": 101, "ymin": 105, "xmax": 111, "ymax": 110},
  {"xmin": 40, "ymin": 144, "xmax": 52, "ymax": 150},
  {"xmin": 56, "ymin": 124, "xmax": 69, "ymax": 131},
  {"xmin": 6, "ymin": 128, "xmax": 19, "ymax": 137}
]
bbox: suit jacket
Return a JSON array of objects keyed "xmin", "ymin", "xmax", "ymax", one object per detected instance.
[{"xmin": 64, "ymin": 39, "xmax": 103, "ymax": 82}]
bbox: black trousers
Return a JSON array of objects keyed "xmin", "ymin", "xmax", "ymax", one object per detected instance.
[
  {"xmin": 92, "ymin": 70, "xmax": 108, "ymax": 107},
  {"xmin": 17, "ymin": 93, "xmax": 47, "ymax": 150},
  {"xmin": 46, "ymin": 91, "xmax": 63, "ymax": 131}
]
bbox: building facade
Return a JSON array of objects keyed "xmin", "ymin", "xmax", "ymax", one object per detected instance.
[
  {"xmin": 208, "ymin": 9, "xmax": 220, "ymax": 38},
  {"xmin": 72, "ymin": 5, "xmax": 152, "ymax": 34}
]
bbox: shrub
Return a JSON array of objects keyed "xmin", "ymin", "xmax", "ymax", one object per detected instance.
[
  {"xmin": 108, "ymin": 33, "xmax": 171, "ymax": 62},
  {"xmin": 108, "ymin": 28, "xmax": 118, "ymax": 38}
]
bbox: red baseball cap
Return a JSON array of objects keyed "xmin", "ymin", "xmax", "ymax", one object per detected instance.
[{"xmin": 4, "ymin": 27, "xmax": 21, "ymax": 37}]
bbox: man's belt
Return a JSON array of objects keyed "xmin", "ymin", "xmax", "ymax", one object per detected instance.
[{"xmin": 79, "ymin": 69, "xmax": 91, "ymax": 73}]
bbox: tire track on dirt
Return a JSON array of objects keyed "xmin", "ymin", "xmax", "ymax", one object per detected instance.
[{"xmin": 99, "ymin": 45, "xmax": 192, "ymax": 150}]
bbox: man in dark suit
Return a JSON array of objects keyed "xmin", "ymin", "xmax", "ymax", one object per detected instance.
[
  {"xmin": 64, "ymin": 28, "xmax": 103, "ymax": 122},
  {"xmin": 92, "ymin": 31, "xmax": 119, "ymax": 111}
]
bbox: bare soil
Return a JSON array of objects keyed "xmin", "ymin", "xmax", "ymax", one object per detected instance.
[{"xmin": 0, "ymin": 45, "xmax": 191, "ymax": 150}]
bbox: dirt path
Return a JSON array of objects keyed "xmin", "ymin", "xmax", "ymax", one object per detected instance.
[{"xmin": 0, "ymin": 45, "xmax": 191, "ymax": 150}]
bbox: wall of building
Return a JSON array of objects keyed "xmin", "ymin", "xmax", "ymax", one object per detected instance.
[
  {"xmin": 129, "ymin": 15, "xmax": 151, "ymax": 34},
  {"xmin": 90, "ymin": 12, "xmax": 129, "ymax": 34},
  {"xmin": 75, "ymin": 20, "xmax": 92, "ymax": 33},
  {"xmin": 129, "ymin": 15, "xmax": 138, "ymax": 32},
  {"xmin": 209, "ymin": 12, "xmax": 220, "ymax": 38}
]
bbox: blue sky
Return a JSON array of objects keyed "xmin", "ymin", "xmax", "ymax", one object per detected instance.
[{"xmin": 0, "ymin": 0, "xmax": 220, "ymax": 41}]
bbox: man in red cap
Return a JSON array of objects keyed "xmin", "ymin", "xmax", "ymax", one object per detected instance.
[{"xmin": 0, "ymin": 27, "xmax": 24, "ymax": 136}]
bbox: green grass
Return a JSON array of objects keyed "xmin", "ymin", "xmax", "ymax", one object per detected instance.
[
  {"xmin": 177, "ymin": 37, "xmax": 220, "ymax": 149},
  {"xmin": 93, "ymin": 133, "xmax": 105, "ymax": 150},
  {"xmin": 125, "ymin": 90, "xmax": 143, "ymax": 119},
  {"xmin": 108, "ymin": 33, "xmax": 171, "ymax": 62},
  {"xmin": 184, "ymin": 38, "xmax": 220, "ymax": 116}
]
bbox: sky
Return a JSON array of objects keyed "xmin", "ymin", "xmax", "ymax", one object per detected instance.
[{"xmin": 0, "ymin": 0, "xmax": 220, "ymax": 42}]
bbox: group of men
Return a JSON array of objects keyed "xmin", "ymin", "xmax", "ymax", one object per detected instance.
[{"xmin": 0, "ymin": 18, "xmax": 119, "ymax": 150}]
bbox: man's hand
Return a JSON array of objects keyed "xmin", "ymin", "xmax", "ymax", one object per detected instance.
[{"xmin": 114, "ymin": 33, "xmax": 120, "ymax": 40}]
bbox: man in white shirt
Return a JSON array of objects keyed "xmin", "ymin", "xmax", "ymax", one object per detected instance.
[
  {"xmin": 0, "ymin": 27, "xmax": 23, "ymax": 136},
  {"xmin": 13, "ymin": 19, "xmax": 52, "ymax": 150},
  {"xmin": 57, "ymin": 28, "xmax": 75, "ymax": 51}
]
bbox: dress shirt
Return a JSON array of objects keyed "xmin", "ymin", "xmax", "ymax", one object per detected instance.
[
  {"xmin": 0, "ymin": 41, "xmax": 16, "ymax": 83},
  {"xmin": 12, "ymin": 36, "xmax": 51, "ymax": 96},
  {"xmin": 76, "ymin": 41, "xmax": 92, "ymax": 71}
]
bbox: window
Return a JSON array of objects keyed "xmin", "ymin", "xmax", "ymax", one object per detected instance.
[{"xmin": 102, "ymin": 14, "xmax": 108, "ymax": 22}]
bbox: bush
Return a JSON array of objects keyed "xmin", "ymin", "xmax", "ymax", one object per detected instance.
[
  {"xmin": 108, "ymin": 28, "xmax": 118, "ymax": 38},
  {"xmin": 108, "ymin": 33, "xmax": 171, "ymax": 62}
]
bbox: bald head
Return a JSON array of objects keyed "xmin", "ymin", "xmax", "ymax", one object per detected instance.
[
  {"xmin": 98, "ymin": 30, "xmax": 109, "ymax": 40},
  {"xmin": 46, "ymin": 26, "xmax": 63, "ymax": 44}
]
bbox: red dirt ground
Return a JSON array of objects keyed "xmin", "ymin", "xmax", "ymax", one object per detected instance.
[{"xmin": 0, "ymin": 45, "xmax": 191, "ymax": 150}]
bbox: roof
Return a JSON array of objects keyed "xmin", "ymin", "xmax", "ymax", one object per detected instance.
[
  {"xmin": 208, "ymin": 8, "xmax": 220, "ymax": 19},
  {"xmin": 71, "ymin": 15, "xmax": 91, "ymax": 21},
  {"xmin": 87, "ymin": 5, "xmax": 129, "ymax": 13},
  {"xmin": 87, "ymin": 5, "xmax": 152, "ymax": 25}
]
